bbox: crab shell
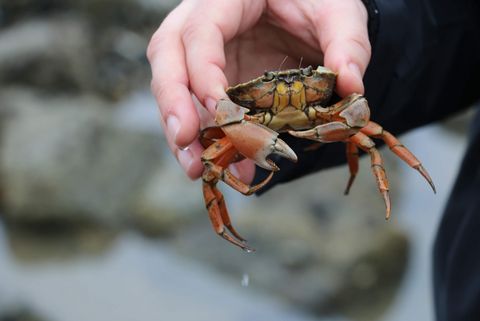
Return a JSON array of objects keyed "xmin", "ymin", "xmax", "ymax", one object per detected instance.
[{"xmin": 225, "ymin": 66, "xmax": 337, "ymax": 110}]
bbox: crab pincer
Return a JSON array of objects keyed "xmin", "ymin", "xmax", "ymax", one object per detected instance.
[{"xmin": 200, "ymin": 99, "xmax": 297, "ymax": 251}]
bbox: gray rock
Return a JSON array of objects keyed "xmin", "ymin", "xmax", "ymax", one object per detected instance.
[
  {"xmin": 0, "ymin": 306, "xmax": 47, "ymax": 321},
  {"xmin": 0, "ymin": 88, "xmax": 161, "ymax": 225},
  {"xmin": 0, "ymin": 17, "xmax": 95, "ymax": 93},
  {"xmin": 0, "ymin": 1, "xmax": 180, "ymax": 99},
  {"xmin": 131, "ymin": 162, "xmax": 204, "ymax": 236},
  {"xmin": 0, "ymin": 88, "xmax": 204, "ymax": 239}
]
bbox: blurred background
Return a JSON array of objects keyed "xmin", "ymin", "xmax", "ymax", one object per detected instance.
[{"xmin": 0, "ymin": 1, "xmax": 475, "ymax": 321}]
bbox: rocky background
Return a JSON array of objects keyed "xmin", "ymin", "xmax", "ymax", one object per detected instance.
[{"xmin": 0, "ymin": 1, "xmax": 450, "ymax": 321}]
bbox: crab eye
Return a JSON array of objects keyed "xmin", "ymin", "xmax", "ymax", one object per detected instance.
[
  {"xmin": 263, "ymin": 71, "xmax": 274, "ymax": 81},
  {"xmin": 301, "ymin": 66, "xmax": 313, "ymax": 76}
]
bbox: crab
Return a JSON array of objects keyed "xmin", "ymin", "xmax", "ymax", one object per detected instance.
[{"xmin": 200, "ymin": 66, "xmax": 435, "ymax": 252}]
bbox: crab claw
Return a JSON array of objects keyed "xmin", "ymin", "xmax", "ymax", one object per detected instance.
[
  {"xmin": 273, "ymin": 138, "xmax": 298, "ymax": 163},
  {"xmin": 221, "ymin": 121, "xmax": 297, "ymax": 171}
]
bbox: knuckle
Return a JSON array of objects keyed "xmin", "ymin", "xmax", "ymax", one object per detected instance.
[
  {"xmin": 350, "ymin": 36, "xmax": 371, "ymax": 64},
  {"xmin": 181, "ymin": 19, "xmax": 201, "ymax": 45}
]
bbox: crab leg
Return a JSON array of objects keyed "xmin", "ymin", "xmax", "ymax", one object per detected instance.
[
  {"xmin": 204, "ymin": 160, "xmax": 275, "ymax": 196},
  {"xmin": 349, "ymin": 132, "xmax": 391, "ymax": 220},
  {"xmin": 345, "ymin": 142, "xmax": 359, "ymax": 195},
  {"xmin": 287, "ymin": 121, "xmax": 357, "ymax": 142},
  {"xmin": 201, "ymin": 136, "xmax": 275, "ymax": 251},
  {"xmin": 212, "ymin": 187, "xmax": 246, "ymax": 242},
  {"xmin": 203, "ymin": 182, "xmax": 253, "ymax": 251},
  {"xmin": 361, "ymin": 121, "xmax": 436, "ymax": 193}
]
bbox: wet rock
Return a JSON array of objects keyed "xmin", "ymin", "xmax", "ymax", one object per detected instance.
[
  {"xmin": 0, "ymin": 306, "xmax": 47, "ymax": 321},
  {"xmin": 0, "ymin": 16, "xmax": 95, "ymax": 94},
  {"xmin": 0, "ymin": 0, "xmax": 180, "ymax": 100},
  {"xmin": 0, "ymin": 0, "xmax": 178, "ymax": 29},
  {"xmin": 0, "ymin": 88, "xmax": 161, "ymax": 225},
  {"xmin": 3, "ymin": 220, "xmax": 117, "ymax": 263},
  {"xmin": 131, "ymin": 162, "xmax": 204, "ymax": 237},
  {"xmin": 0, "ymin": 87, "xmax": 203, "ymax": 241}
]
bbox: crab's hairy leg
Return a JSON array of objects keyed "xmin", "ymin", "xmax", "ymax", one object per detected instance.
[
  {"xmin": 361, "ymin": 121, "xmax": 436, "ymax": 193},
  {"xmin": 288, "ymin": 96, "xmax": 369, "ymax": 142},
  {"xmin": 199, "ymin": 127, "xmax": 225, "ymax": 148},
  {"xmin": 202, "ymin": 181, "xmax": 253, "ymax": 252},
  {"xmin": 201, "ymin": 135, "xmax": 274, "ymax": 251},
  {"xmin": 212, "ymin": 187, "xmax": 247, "ymax": 242},
  {"xmin": 201, "ymin": 136, "xmax": 234, "ymax": 161},
  {"xmin": 349, "ymin": 132, "xmax": 391, "ymax": 220},
  {"xmin": 345, "ymin": 142, "xmax": 359, "ymax": 195},
  {"xmin": 201, "ymin": 137, "xmax": 254, "ymax": 251},
  {"xmin": 205, "ymin": 160, "xmax": 274, "ymax": 196},
  {"xmin": 288, "ymin": 121, "xmax": 357, "ymax": 142}
]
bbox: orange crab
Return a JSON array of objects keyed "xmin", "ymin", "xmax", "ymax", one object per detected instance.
[{"xmin": 200, "ymin": 66, "xmax": 435, "ymax": 251}]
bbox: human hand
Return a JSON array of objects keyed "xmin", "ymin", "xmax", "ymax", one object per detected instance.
[{"xmin": 147, "ymin": 0, "xmax": 371, "ymax": 182}]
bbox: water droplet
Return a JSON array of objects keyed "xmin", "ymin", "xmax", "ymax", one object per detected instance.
[{"xmin": 241, "ymin": 273, "xmax": 249, "ymax": 287}]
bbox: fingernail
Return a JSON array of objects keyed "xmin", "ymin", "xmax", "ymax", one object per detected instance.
[
  {"xmin": 348, "ymin": 63, "xmax": 363, "ymax": 81},
  {"xmin": 205, "ymin": 97, "xmax": 217, "ymax": 114},
  {"xmin": 166, "ymin": 115, "xmax": 180, "ymax": 144},
  {"xmin": 177, "ymin": 148, "xmax": 193, "ymax": 172}
]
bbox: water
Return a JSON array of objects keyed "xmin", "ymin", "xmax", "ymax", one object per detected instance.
[
  {"xmin": 241, "ymin": 273, "xmax": 250, "ymax": 287},
  {"xmin": 0, "ymin": 226, "xmax": 339, "ymax": 321}
]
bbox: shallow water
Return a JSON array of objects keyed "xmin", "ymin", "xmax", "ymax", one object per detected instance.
[{"xmin": 0, "ymin": 226, "xmax": 346, "ymax": 321}]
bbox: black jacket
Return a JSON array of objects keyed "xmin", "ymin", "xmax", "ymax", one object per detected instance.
[{"xmin": 255, "ymin": 1, "xmax": 480, "ymax": 320}]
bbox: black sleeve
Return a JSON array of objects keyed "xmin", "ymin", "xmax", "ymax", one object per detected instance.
[{"xmin": 254, "ymin": 0, "xmax": 480, "ymax": 193}]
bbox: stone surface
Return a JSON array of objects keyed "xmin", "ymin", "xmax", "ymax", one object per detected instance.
[
  {"xmin": 0, "ymin": 0, "xmax": 180, "ymax": 100},
  {"xmin": 131, "ymin": 162, "xmax": 204, "ymax": 236},
  {"xmin": 0, "ymin": 88, "xmax": 202, "ymax": 239},
  {"xmin": 0, "ymin": 17, "xmax": 95, "ymax": 94},
  {"xmin": 0, "ymin": 88, "xmax": 161, "ymax": 225}
]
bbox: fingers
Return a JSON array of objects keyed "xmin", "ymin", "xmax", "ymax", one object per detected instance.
[
  {"xmin": 182, "ymin": 19, "xmax": 229, "ymax": 112},
  {"xmin": 182, "ymin": 1, "xmax": 265, "ymax": 111},
  {"xmin": 148, "ymin": 0, "xmax": 264, "ymax": 179},
  {"xmin": 311, "ymin": 0, "xmax": 371, "ymax": 96},
  {"xmin": 147, "ymin": 2, "xmax": 199, "ymax": 149},
  {"xmin": 159, "ymin": 114, "xmax": 205, "ymax": 179}
]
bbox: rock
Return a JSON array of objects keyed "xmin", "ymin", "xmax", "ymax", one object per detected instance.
[
  {"xmin": 0, "ymin": 1, "xmax": 180, "ymax": 99},
  {"xmin": 131, "ymin": 162, "xmax": 204, "ymax": 237},
  {"xmin": 0, "ymin": 306, "xmax": 47, "ymax": 321},
  {"xmin": 4, "ymin": 220, "xmax": 118, "ymax": 263},
  {"xmin": 0, "ymin": 87, "xmax": 203, "ymax": 240},
  {"xmin": 0, "ymin": 88, "xmax": 161, "ymax": 225},
  {"xmin": 0, "ymin": 17, "xmax": 95, "ymax": 94}
]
